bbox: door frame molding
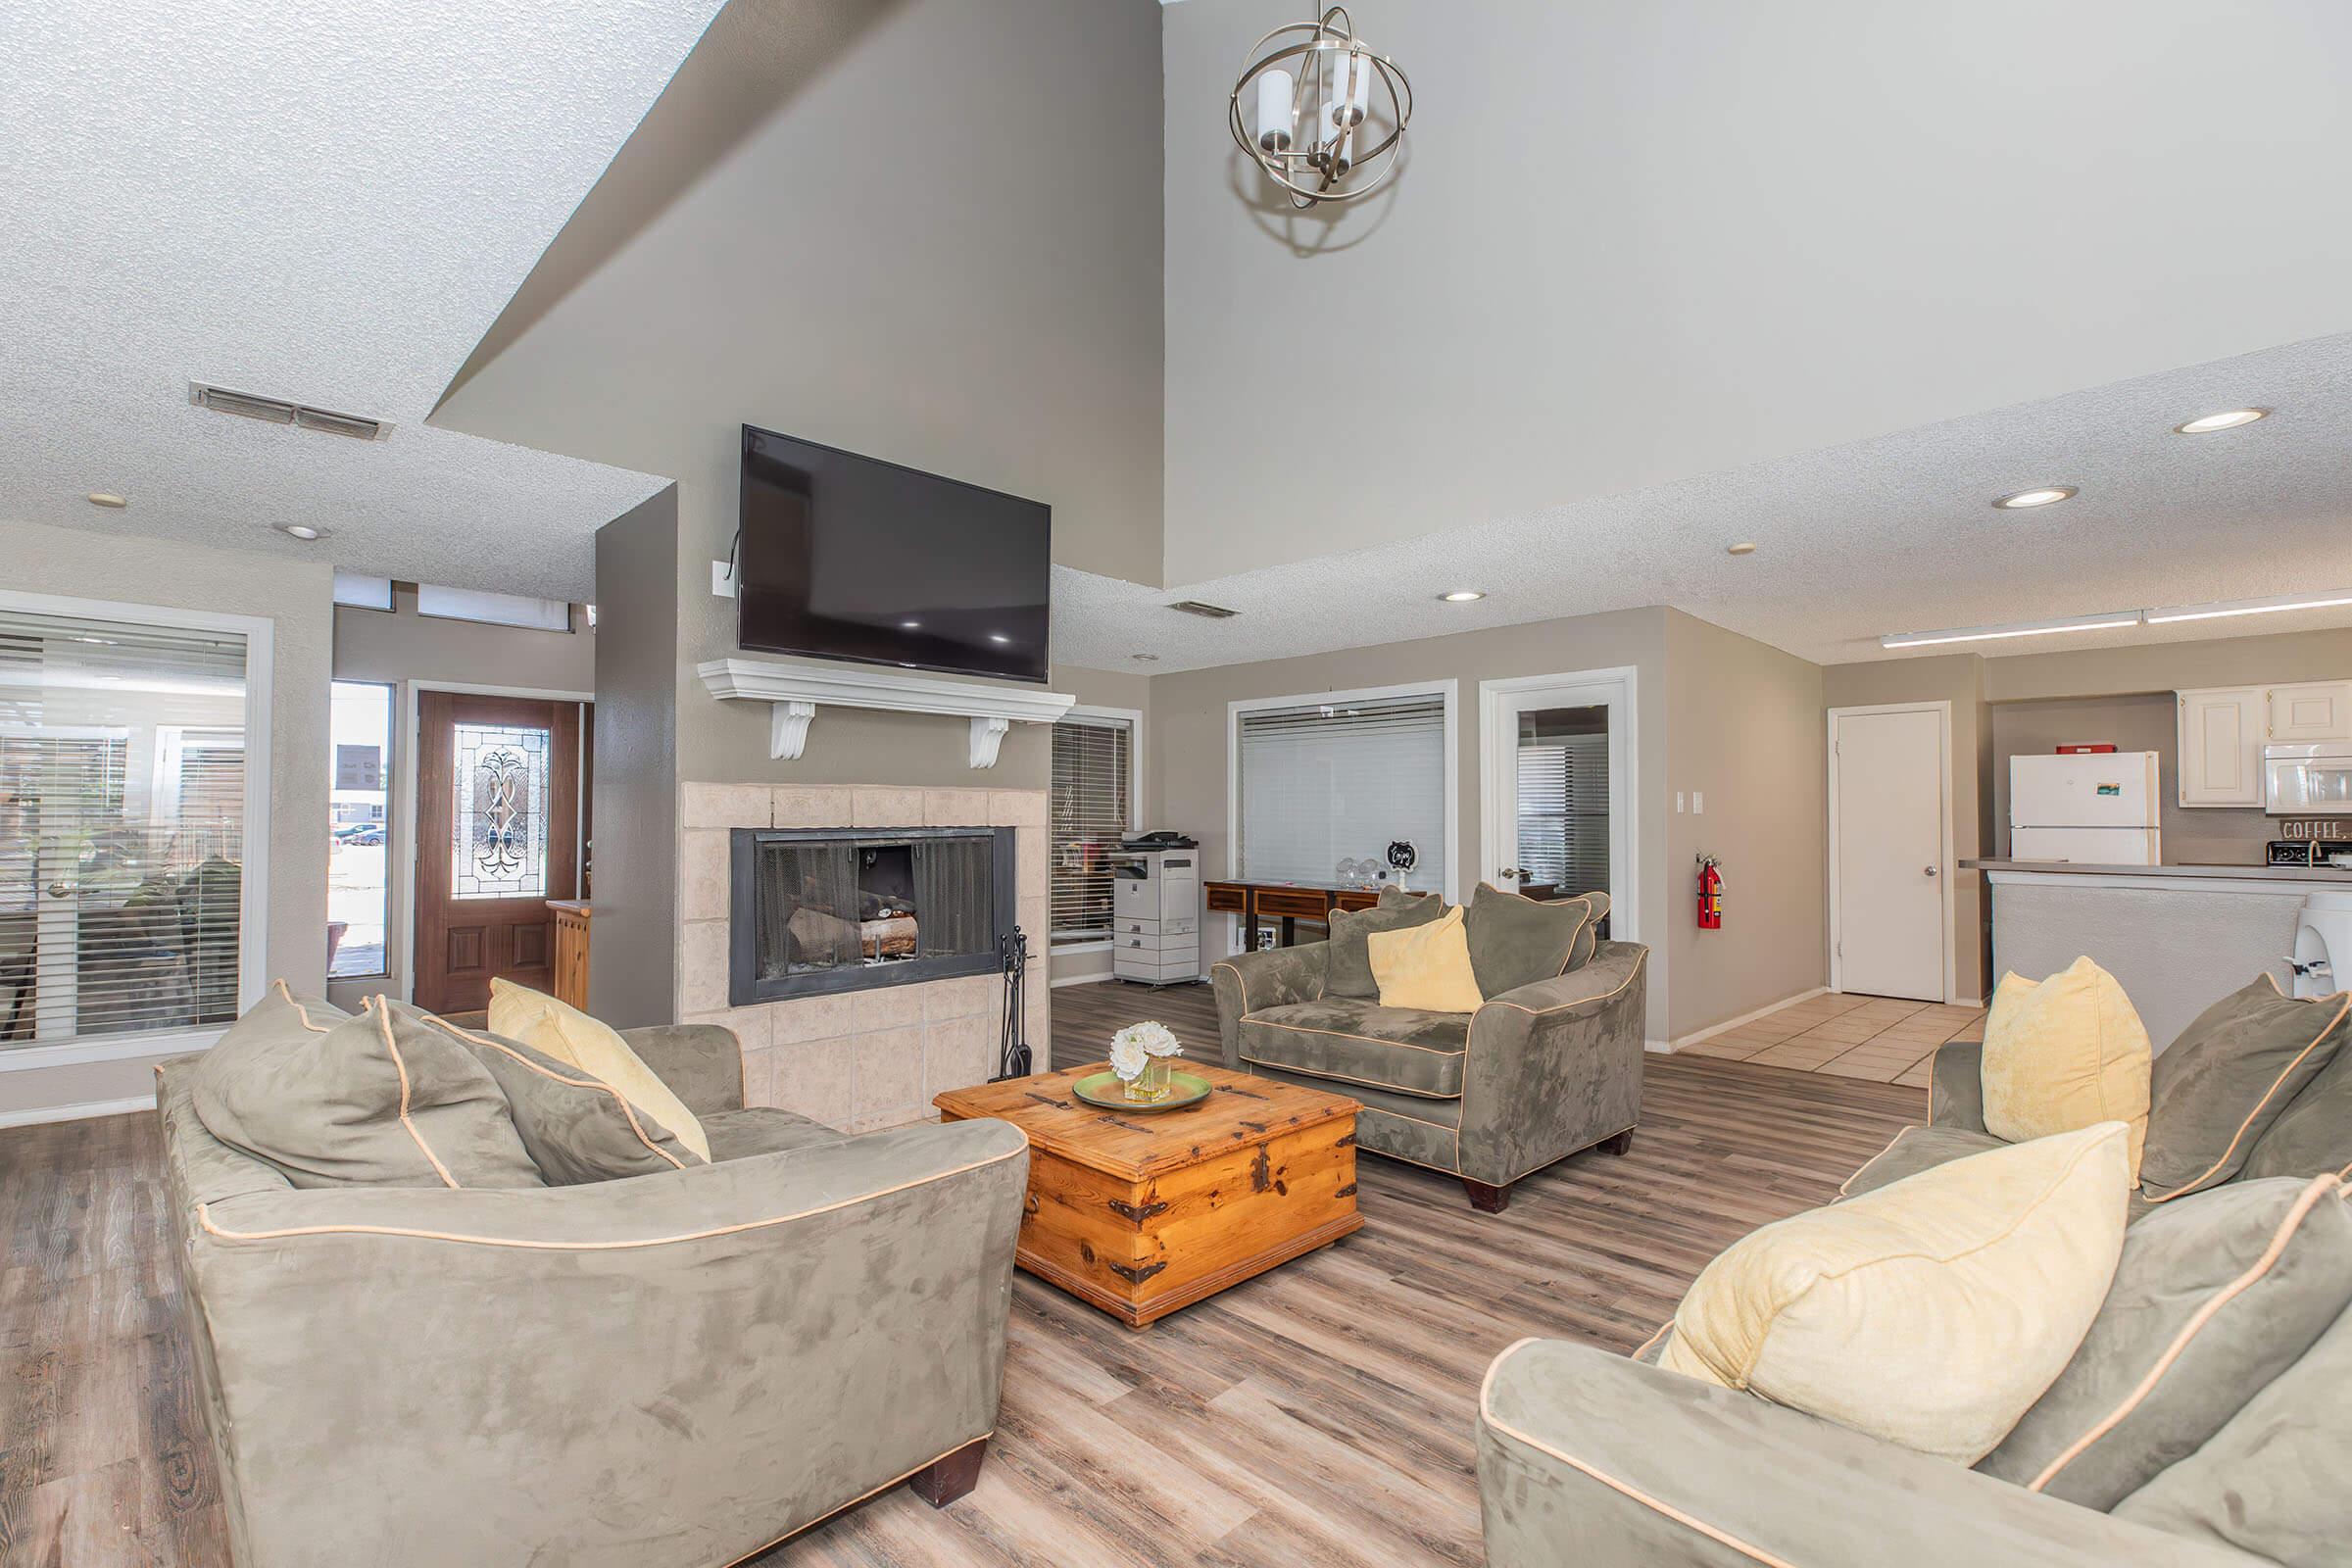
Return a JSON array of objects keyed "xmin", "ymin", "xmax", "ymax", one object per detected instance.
[
  {"xmin": 1476, "ymin": 666, "xmax": 1640, "ymax": 944},
  {"xmin": 1827, "ymin": 700, "xmax": 1955, "ymax": 1003},
  {"xmin": 0, "ymin": 587, "xmax": 273, "ymax": 1070},
  {"xmin": 395, "ymin": 680, "xmax": 592, "ymax": 1004}
]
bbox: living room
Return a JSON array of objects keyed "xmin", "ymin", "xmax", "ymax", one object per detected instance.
[{"xmin": 4, "ymin": 3, "xmax": 2350, "ymax": 1565}]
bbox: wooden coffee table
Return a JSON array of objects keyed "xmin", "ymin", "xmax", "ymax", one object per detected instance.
[{"xmin": 933, "ymin": 1061, "xmax": 1362, "ymax": 1329}]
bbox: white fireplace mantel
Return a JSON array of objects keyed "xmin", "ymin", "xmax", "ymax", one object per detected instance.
[{"xmin": 696, "ymin": 658, "xmax": 1076, "ymax": 768}]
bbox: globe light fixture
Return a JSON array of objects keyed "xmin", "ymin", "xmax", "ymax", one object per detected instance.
[{"xmin": 1229, "ymin": 6, "xmax": 1412, "ymax": 208}]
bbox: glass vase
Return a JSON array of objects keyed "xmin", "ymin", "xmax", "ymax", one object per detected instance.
[{"xmin": 1126, "ymin": 1056, "xmax": 1173, "ymax": 1103}]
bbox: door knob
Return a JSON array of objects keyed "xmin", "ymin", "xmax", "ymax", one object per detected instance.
[
  {"xmin": 45, "ymin": 881, "xmax": 72, "ymax": 900},
  {"xmin": 1498, "ymin": 866, "xmax": 1521, "ymax": 879},
  {"xmin": 1924, "ymin": 865, "xmax": 1939, "ymax": 877}
]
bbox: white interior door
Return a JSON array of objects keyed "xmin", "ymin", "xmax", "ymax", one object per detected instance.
[
  {"xmin": 1480, "ymin": 669, "xmax": 1637, "ymax": 940},
  {"xmin": 1831, "ymin": 705, "xmax": 1949, "ymax": 1002}
]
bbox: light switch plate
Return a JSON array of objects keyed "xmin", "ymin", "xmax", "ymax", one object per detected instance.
[{"xmin": 711, "ymin": 560, "xmax": 736, "ymax": 598}]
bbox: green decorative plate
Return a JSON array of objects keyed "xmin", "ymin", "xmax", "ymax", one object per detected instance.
[{"xmin": 1071, "ymin": 1068, "xmax": 1214, "ymax": 1113}]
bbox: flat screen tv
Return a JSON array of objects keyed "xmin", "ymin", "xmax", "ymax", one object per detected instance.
[{"xmin": 736, "ymin": 424, "xmax": 1052, "ymax": 684}]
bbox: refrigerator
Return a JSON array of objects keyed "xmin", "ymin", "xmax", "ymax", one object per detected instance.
[{"xmin": 2010, "ymin": 752, "xmax": 2162, "ymax": 865}]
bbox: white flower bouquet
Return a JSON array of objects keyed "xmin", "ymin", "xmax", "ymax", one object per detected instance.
[{"xmin": 1108, "ymin": 1021, "xmax": 1183, "ymax": 1102}]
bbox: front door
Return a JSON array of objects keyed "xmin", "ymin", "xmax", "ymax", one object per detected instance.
[
  {"xmin": 1832, "ymin": 706, "xmax": 1947, "ymax": 1002},
  {"xmin": 414, "ymin": 692, "xmax": 582, "ymax": 1014}
]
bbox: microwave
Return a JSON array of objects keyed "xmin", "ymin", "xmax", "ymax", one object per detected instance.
[{"xmin": 2263, "ymin": 744, "xmax": 2352, "ymax": 815}]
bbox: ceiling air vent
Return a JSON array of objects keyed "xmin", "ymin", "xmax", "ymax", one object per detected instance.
[
  {"xmin": 1167, "ymin": 600, "xmax": 1240, "ymax": 619},
  {"xmin": 190, "ymin": 382, "xmax": 391, "ymax": 441}
]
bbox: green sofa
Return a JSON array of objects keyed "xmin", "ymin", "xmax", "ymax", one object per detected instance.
[
  {"xmin": 158, "ymin": 1005, "xmax": 1029, "ymax": 1568},
  {"xmin": 1210, "ymin": 887, "xmax": 1645, "ymax": 1212}
]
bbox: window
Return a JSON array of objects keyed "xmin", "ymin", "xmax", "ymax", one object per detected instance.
[
  {"xmin": 416, "ymin": 584, "xmax": 573, "ymax": 633},
  {"xmin": 451, "ymin": 720, "xmax": 552, "ymax": 899},
  {"xmin": 328, "ymin": 681, "xmax": 391, "ymax": 977},
  {"xmin": 331, "ymin": 570, "xmax": 394, "ymax": 611},
  {"xmin": 0, "ymin": 601, "xmax": 262, "ymax": 1046},
  {"xmin": 1514, "ymin": 708, "xmax": 1610, "ymax": 897},
  {"xmin": 1235, "ymin": 689, "xmax": 1449, "ymax": 893},
  {"xmin": 1049, "ymin": 711, "xmax": 1137, "ymax": 946}
]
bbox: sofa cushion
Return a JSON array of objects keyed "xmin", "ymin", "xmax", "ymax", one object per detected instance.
[
  {"xmin": 1463, "ymin": 883, "xmax": 1595, "ymax": 998},
  {"xmin": 2139, "ymin": 974, "xmax": 2351, "ymax": 1202},
  {"xmin": 408, "ymin": 1004, "xmax": 706, "ymax": 1185},
  {"xmin": 700, "ymin": 1107, "xmax": 855, "ymax": 1162},
  {"xmin": 193, "ymin": 986, "xmax": 544, "ymax": 1190},
  {"xmin": 1660, "ymin": 1122, "xmax": 2133, "ymax": 1465},
  {"xmin": 488, "ymin": 977, "xmax": 711, "ymax": 1162},
  {"xmin": 1838, "ymin": 1124, "xmax": 2009, "ymax": 1200},
  {"xmin": 2112, "ymin": 1291, "xmax": 2352, "ymax": 1566},
  {"xmin": 2240, "ymin": 1029, "xmax": 2352, "ymax": 1182},
  {"xmin": 1566, "ymin": 890, "xmax": 1609, "ymax": 971},
  {"xmin": 1979, "ymin": 1172, "xmax": 2352, "ymax": 1508},
  {"xmin": 1981, "ymin": 957, "xmax": 2152, "ymax": 1181},
  {"xmin": 1325, "ymin": 887, "xmax": 1445, "ymax": 999},
  {"xmin": 1240, "ymin": 999, "xmax": 1469, "ymax": 1099},
  {"xmin": 1369, "ymin": 905, "xmax": 1486, "ymax": 1013}
]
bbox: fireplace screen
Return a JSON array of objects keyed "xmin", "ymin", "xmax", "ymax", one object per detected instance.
[{"xmin": 731, "ymin": 826, "xmax": 1014, "ymax": 1003}]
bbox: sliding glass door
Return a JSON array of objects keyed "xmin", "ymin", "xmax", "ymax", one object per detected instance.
[{"xmin": 0, "ymin": 599, "xmax": 262, "ymax": 1048}]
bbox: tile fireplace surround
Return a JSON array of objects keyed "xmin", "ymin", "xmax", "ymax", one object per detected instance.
[{"xmin": 676, "ymin": 782, "xmax": 1052, "ymax": 1133}]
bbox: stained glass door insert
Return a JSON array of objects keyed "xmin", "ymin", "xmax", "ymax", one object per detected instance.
[{"xmin": 452, "ymin": 722, "xmax": 550, "ymax": 900}]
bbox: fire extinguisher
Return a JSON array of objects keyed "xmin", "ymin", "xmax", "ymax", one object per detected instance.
[{"xmin": 1696, "ymin": 854, "xmax": 1723, "ymax": 930}]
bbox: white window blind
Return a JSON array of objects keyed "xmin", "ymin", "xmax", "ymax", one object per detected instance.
[
  {"xmin": 0, "ymin": 608, "xmax": 251, "ymax": 1046},
  {"xmin": 1237, "ymin": 694, "xmax": 1446, "ymax": 891},
  {"xmin": 1515, "ymin": 733, "xmax": 1610, "ymax": 896},
  {"xmin": 1050, "ymin": 715, "xmax": 1133, "ymax": 944}
]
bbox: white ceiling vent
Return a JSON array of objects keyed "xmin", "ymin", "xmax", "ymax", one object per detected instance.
[
  {"xmin": 1167, "ymin": 599, "xmax": 1240, "ymax": 618},
  {"xmin": 189, "ymin": 382, "xmax": 391, "ymax": 441}
]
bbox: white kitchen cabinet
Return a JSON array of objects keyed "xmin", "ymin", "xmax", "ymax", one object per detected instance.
[
  {"xmin": 2177, "ymin": 687, "xmax": 2266, "ymax": 807},
  {"xmin": 2266, "ymin": 681, "xmax": 2352, "ymax": 743}
]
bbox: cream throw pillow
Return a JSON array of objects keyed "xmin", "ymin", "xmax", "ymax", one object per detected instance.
[
  {"xmin": 1659, "ymin": 1122, "xmax": 2132, "ymax": 1464},
  {"xmin": 1982, "ymin": 956, "xmax": 2151, "ymax": 1182},
  {"xmin": 487, "ymin": 978, "xmax": 710, "ymax": 1162},
  {"xmin": 1368, "ymin": 905, "xmax": 1486, "ymax": 1013}
]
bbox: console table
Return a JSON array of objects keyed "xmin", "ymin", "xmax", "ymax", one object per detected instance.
[{"xmin": 1201, "ymin": 878, "xmax": 1565, "ymax": 947}]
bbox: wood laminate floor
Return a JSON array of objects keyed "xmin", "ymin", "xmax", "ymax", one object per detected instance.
[{"xmin": 0, "ymin": 980, "xmax": 1923, "ymax": 1567}]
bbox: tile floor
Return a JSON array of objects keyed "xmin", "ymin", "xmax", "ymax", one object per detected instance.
[{"xmin": 1677, "ymin": 991, "xmax": 1987, "ymax": 1086}]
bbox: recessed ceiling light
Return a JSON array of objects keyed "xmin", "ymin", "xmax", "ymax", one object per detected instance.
[
  {"xmin": 279, "ymin": 524, "xmax": 324, "ymax": 541},
  {"xmin": 2174, "ymin": 408, "xmax": 2270, "ymax": 435},
  {"xmin": 1992, "ymin": 486, "xmax": 2077, "ymax": 510},
  {"xmin": 1726, "ymin": 542, "xmax": 1757, "ymax": 556},
  {"xmin": 1131, "ymin": 653, "xmax": 1160, "ymax": 662},
  {"xmin": 85, "ymin": 492, "xmax": 127, "ymax": 509},
  {"xmin": 1438, "ymin": 590, "xmax": 1486, "ymax": 603},
  {"xmin": 900, "ymin": 619, "xmax": 921, "ymax": 630},
  {"xmin": 987, "ymin": 633, "xmax": 1009, "ymax": 644}
]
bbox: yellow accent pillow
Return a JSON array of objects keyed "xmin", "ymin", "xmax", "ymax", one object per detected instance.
[
  {"xmin": 1982, "ymin": 956, "xmax": 2151, "ymax": 1183},
  {"xmin": 487, "ymin": 978, "xmax": 710, "ymax": 1163},
  {"xmin": 1368, "ymin": 905, "xmax": 1485, "ymax": 1013},
  {"xmin": 1660, "ymin": 1121, "xmax": 2132, "ymax": 1464}
]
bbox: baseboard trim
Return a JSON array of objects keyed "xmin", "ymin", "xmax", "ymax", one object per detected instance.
[
  {"xmin": 1665, "ymin": 985, "xmax": 1830, "ymax": 1054},
  {"xmin": 0, "ymin": 1094, "xmax": 154, "ymax": 1129}
]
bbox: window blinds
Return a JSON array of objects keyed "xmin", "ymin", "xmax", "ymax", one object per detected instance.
[
  {"xmin": 1515, "ymin": 733, "xmax": 1610, "ymax": 896},
  {"xmin": 1237, "ymin": 694, "xmax": 1446, "ymax": 890},
  {"xmin": 1050, "ymin": 715, "xmax": 1133, "ymax": 943},
  {"xmin": 0, "ymin": 608, "xmax": 250, "ymax": 1046}
]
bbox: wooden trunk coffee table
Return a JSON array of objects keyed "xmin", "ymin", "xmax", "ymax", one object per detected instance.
[{"xmin": 933, "ymin": 1062, "xmax": 1362, "ymax": 1330}]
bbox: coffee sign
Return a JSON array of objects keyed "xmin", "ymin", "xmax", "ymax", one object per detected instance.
[{"xmin": 2277, "ymin": 819, "xmax": 2351, "ymax": 842}]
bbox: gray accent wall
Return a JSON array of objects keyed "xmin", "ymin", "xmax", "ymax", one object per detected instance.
[
  {"xmin": 0, "ymin": 520, "xmax": 332, "ymax": 1119},
  {"xmin": 589, "ymin": 489, "xmax": 683, "ymax": 1027}
]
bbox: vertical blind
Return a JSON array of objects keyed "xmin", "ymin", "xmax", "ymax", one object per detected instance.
[
  {"xmin": 1050, "ymin": 716, "xmax": 1133, "ymax": 943},
  {"xmin": 1515, "ymin": 732, "xmax": 1610, "ymax": 896},
  {"xmin": 1237, "ymin": 694, "xmax": 1446, "ymax": 891},
  {"xmin": 0, "ymin": 608, "xmax": 250, "ymax": 1045}
]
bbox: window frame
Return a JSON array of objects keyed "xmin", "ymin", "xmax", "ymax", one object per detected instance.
[
  {"xmin": 1226, "ymin": 680, "xmax": 1459, "ymax": 904},
  {"xmin": 0, "ymin": 587, "xmax": 273, "ymax": 1072},
  {"xmin": 1048, "ymin": 705, "xmax": 1143, "ymax": 953}
]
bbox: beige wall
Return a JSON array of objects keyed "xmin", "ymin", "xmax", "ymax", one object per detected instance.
[
  {"xmin": 0, "ymin": 520, "xmax": 332, "ymax": 1120},
  {"xmin": 1989, "ymin": 694, "xmax": 2273, "ymax": 864},
  {"xmin": 1982, "ymin": 625, "xmax": 2352, "ymax": 703},
  {"xmin": 1661, "ymin": 612, "xmax": 1828, "ymax": 1039},
  {"xmin": 1150, "ymin": 608, "xmax": 1675, "ymax": 1035}
]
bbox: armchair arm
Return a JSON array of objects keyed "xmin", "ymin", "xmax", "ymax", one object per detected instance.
[
  {"xmin": 1478, "ymin": 1341, "xmax": 2256, "ymax": 1568},
  {"xmin": 622, "ymin": 1021, "xmax": 746, "ymax": 1116},
  {"xmin": 1460, "ymin": 942, "xmax": 1647, "ymax": 1187},
  {"xmin": 185, "ymin": 1118, "xmax": 1028, "ymax": 1568},
  {"xmin": 1209, "ymin": 942, "xmax": 1328, "ymax": 1069},
  {"xmin": 1931, "ymin": 1039, "xmax": 1988, "ymax": 1132}
]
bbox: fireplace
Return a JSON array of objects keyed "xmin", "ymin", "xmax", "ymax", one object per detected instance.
[{"xmin": 728, "ymin": 826, "xmax": 1015, "ymax": 1004}]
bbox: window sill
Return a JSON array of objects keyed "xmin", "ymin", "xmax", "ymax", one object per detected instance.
[
  {"xmin": 0, "ymin": 1026, "xmax": 226, "ymax": 1073},
  {"xmin": 1050, "ymin": 938, "xmax": 1111, "ymax": 955}
]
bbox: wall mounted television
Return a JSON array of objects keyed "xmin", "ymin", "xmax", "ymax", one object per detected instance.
[{"xmin": 736, "ymin": 424, "xmax": 1052, "ymax": 684}]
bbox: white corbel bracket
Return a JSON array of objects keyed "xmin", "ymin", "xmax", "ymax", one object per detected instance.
[{"xmin": 698, "ymin": 658, "xmax": 1075, "ymax": 770}]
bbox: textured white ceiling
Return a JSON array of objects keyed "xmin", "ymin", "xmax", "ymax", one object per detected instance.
[
  {"xmin": 1053, "ymin": 330, "xmax": 2352, "ymax": 671},
  {"xmin": 0, "ymin": 0, "xmax": 722, "ymax": 598}
]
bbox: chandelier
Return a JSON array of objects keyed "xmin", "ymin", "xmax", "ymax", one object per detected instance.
[{"xmin": 1227, "ymin": 6, "xmax": 1412, "ymax": 208}]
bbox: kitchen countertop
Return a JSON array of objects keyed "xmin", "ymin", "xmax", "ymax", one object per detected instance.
[{"xmin": 1961, "ymin": 858, "xmax": 2352, "ymax": 882}]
